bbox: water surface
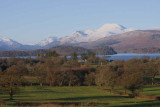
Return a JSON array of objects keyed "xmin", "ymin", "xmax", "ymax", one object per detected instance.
[{"xmin": 106, "ymin": 53, "xmax": 160, "ymax": 61}]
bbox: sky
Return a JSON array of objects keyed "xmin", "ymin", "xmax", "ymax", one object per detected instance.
[{"xmin": 0, "ymin": 0, "xmax": 160, "ymax": 44}]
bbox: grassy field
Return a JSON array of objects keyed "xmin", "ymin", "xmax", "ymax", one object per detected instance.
[
  {"xmin": 0, "ymin": 86, "xmax": 160, "ymax": 107},
  {"xmin": 105, "ymin": 85, "xmax": 160, "ymax": 96},
  {"xmin": 141, "ymin": 86, "xmax": 160, "ymax": 96}
]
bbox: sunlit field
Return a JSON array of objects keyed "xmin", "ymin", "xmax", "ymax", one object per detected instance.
[{"xmin": 1, "ymin": 86, "xmax": 160, "ymax": 107}]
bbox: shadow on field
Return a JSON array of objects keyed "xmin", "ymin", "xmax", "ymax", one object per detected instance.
[
  {"xmin": 5, "ymin": 96, "xmax": 118, "ymax": 102},
  {"xmin": 144, "ymin": 88, "xmax": 160, "ymax": 92},
  {"xmin": 19, "ymin": 89, "xmax": 68, "ymax": 94},
  {"xmin": 52, "ymin": 95, "xmax": 126, "ymax": 101},
  {"xmin": 112, "ymin": 100, "xmax": 160, "ymax": 107}
]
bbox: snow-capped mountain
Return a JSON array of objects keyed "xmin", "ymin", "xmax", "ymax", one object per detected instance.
[
  {"xmin": 39, "ymin": 24, "xmax": 135, "ymax": 47},
  {"xmin": 0, "ymin": 36, "xmax": 23, "ymax": 50},
  {"xmin": 59, "ymin": 31, "xmax": 89, "ymax": 44},
  {"xmin": 1, "ymin": 23, "xmax": 160, "ymax": 51},
  {"xmin": 60, "ymin": 24, "xmax": 134, "ymax": 44},
  {"xmin": 0, "ymin": 36, "xmax": 41, "ymax": 50},
  {"xmin": 0, "ymin": 36, "xmax": 21, "ymax": 46},
  {"xmin": 0, "ymin": 24, "xmax": 136, "ymax": 50},
  {"xmin": 37, "ymin": 37, "xmax": 58, "ymax": 46}
]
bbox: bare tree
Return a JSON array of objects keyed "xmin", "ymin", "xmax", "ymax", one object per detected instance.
[{"xmin": 0, "ymin": 65, "xmax": 24, "ymax": 100}]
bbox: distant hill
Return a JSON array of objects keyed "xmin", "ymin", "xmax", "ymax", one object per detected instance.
[
  {"xmin": 48, "ymin": 46, "xmax": 91, "ymax": 55},
  {"xmin": 0, "ymin": 46, "xmax": 117, "ymax": 57},
  {"xmin": 92, "ymin": 46, "xmax": 117, "ymax": 55},
  {"xmin": 121, "ymin": 47, "xmax": 160, "ymax": 53},
  {"xmin": 83, "ymin": 30, "xmax": 160, "ymax": 53}
]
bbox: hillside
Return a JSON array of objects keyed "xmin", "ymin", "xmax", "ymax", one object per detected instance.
[
  {"xmin": 48, "ymin": 46, "xmax": 91, "ymax": 55},
  {"xmin": 92, "ymin": 46, "xmax": 117, "ymax": 55},
  {"xmin": 83, "ymin": 30, "xmax": 160, "ymax": 53}
]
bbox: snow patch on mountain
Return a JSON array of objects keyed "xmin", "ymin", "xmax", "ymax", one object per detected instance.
[
  {"xmin": 59, "ymin": 24, "xmax": 135, "ymax": 44},
  {"xmin": 0, "ymin": 36, "xmax": 21, "ymax": 46},
  {"xmin": 38, "ymin": 37, "xmax": 58, "ymax": 46},
  {"xmin": 59, "ymin": 31, "xmax": 89, "ymax": 44}
]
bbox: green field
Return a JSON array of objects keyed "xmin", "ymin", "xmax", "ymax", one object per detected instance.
[
  {"xmin": 141, "ymin": 86, "xmax": 160, "ymax": 96},
  {"xmin": 105, "ymin": 85, "xmax": 160, "ymax": 96},
  {"xmin": 0, "ymin": 86, "xmax": 160, "ymax": 107}
]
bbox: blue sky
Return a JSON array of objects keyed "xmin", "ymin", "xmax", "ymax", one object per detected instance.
[{"xmin": 0, "ymin": 0, "xmax": 160, "ymax": 44}]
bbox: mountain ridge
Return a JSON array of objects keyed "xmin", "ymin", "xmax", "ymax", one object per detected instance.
[
  {"xmin": 38, "ymin": 24, "xmax": 135, "ymax": 47},
  {"xmin": 0, "ymin": 24, "xmax": 160, "ymax": 52}
]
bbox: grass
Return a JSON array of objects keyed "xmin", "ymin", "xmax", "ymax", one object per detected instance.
[
  {"xmin": 104, "ymin": 85, "xmax": 160, "ymax": 97},
  {"xmin": 0, "ymin": 86, "xmax": 160, "ymax": 107},
  {"xmin": 141, "ymin": 86, "xmax": 160, "ymax": 96}
]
